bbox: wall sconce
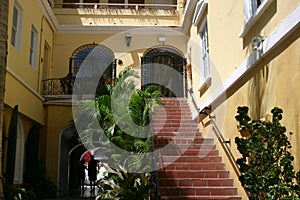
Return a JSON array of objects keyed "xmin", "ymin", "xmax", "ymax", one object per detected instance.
[
  {"xmin": 125, "ymin": 33, "xmax": 132, "ymax": 47},
  {"xmin": 158, "ymin": 36, "xmax": 166, "ymax": 43},
  {"xmin": 251, "ymin": 35, "xmax": 264, "ymax": 52}
]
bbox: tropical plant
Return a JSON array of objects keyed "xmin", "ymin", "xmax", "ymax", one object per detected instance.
[
  {"xmin": 76, "ymin": 68, "xmax": 161, "ymax": 198},
  {"xmin": 97, "ymin": 163, "xmax": 154, "ymax": 200},
  {"xmin": 235, "ymin": 106, "xmax": 300, "ymax": 200}
]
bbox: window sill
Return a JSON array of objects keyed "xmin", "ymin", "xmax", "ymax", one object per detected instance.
[
  {"xmin": 239, "ymin": 0, "xmax": 275, "ymax": 38},
  {"xmin": 197, "ymin": 77, "xmax": 211, "ymax": 97}
]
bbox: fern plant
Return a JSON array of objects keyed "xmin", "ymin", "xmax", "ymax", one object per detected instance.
[{"xmin": 235, "ymin": 106, "xmax": 300, "ymax": 200}]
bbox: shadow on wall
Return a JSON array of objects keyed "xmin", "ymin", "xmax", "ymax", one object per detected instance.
[{"xmin": 248, "ymin": 64, "xmax": 269, "ymax": 119}]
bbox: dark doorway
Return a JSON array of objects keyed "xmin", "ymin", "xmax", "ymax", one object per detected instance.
[{"xmin": 142, "ymin": 47, "xmax": 186, "ymax": 97}]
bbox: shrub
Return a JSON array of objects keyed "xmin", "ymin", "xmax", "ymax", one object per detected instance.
[{"xmin": 235, "ymin": 106, "xmax": 300, "ymax": 200}]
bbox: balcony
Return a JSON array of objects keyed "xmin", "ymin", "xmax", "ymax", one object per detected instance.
[
  {"xmin": 42, "ymin": 75, "xmax": 75, "ymax": 97},
  {"xmin": 42, "ymin": 58, "xmax": 116, "ymax": 100},
  {"xmin": 46, "ymin": 1, "xmax": 185, "ymax": 27}
]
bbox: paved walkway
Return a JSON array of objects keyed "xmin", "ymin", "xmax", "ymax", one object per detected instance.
[{"xmin": 46, "ymin": 186, "xmax": 99, "ymax": 200}]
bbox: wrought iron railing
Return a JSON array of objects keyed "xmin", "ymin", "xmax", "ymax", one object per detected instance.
[
  {"xmin": 52, "ymin": 2, "xmax": 177, "ymax": 10},
  {"xmin": 42, "ymin": 74, "xmax": 75, "ymax": 95}
]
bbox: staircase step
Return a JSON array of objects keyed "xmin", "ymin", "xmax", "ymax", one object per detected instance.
[
  {"xmin": 159, "ymin": 178, "xmax": 234, "ymax": 187},
  {"xmin": 154, "ymin": 144, "xmax": 216, "ymax": 150},
  {"xmin": 152, "ymin": 98, "xmax": 241, "ymax": 199},
  {"xmin": 158, "ymin": 170, "xmax": 230, "ymax": 179},
  {"xmin": 162, "ymin": 163, "xmax": 226, "ymax": 171},
  {"xmin": 160, "ymin": 196, "xmax": 242, "ymax": 200},
  {"xmin": 162, "ymin": 156, "xmax": 222, "ymax": 163},
  {"xmin": 153, "ymin": 132, "xmax": 201, "ymax": 137},
  {"xmin": 160, "ymin": 186, "xmax": 238, "ymax": 196}
]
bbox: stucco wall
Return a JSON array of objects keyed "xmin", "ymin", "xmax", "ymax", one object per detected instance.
[{"xmin": 45, "ymin": 104, "xmax": 73, "ymax": 182}]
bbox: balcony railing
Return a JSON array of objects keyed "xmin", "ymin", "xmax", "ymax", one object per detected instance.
[
  {"xmin": 42, "ymin": 74, "xmax": 75, "ymax": 96},
  {"xmin": 51, "ymin": 2, "xmax": 178, "ymax": 10}
]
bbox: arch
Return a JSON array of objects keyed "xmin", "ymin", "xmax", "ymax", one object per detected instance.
[
  {"xmin": 24, "ymin": 124, "xmax": 40, "ymax": 186},
  {"xmin": 143, "ymin": 45, "xmax": 185, "ymax": 58},
  {"xmin": 14, "ymin": 117, "xmax": 25, "ymax": 184},
  {"xmin": 70, "ymin": 43, "xmax": 115, "ymax": 76},
  {"xmin": 57, "ymin": 125, "xmax": 80, "ymax": 196},
  {"xmin": 57, "ymin": 125, "xmax": 107, "ymax": 196},
  {"xmin": 142, "ymin": 46, "xmax": 186, "ymax": 97}
]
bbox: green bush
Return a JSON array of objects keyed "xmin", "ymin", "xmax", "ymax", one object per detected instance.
[
  {"xmin": 4, "ymin": 184, "xmax": 37, "ymax": 200},
  {"xmin": 235, "ymin": 106, "xmax": 300, "ymax": 200}
]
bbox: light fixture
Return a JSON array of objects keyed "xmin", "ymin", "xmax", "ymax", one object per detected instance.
[
  {"xmin": 158, "ymin": 36, "xmax": 166, "ymax": 43},
  {"xmin": 251, "ymin": 35, "xmax": 264, "ymax": 52},
  {"xmin": 125, "ymin": 33, "xmax": 132, "ymax": 47}
]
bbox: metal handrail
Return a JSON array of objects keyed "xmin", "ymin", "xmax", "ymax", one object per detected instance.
[
  {"xmin": 187, "ymin": 90, "xmax": 241, "ymax": 177},
  {"xmin": 209, "ymin": 115, "xmax": 241, "ymax": 177},
  {"xmin": 53, "ymin": 2, "xmax": 177, "ymax": 10},
  {"xmin": 151, "ymin": 134, "xmax": 161, "ymax": 200}
]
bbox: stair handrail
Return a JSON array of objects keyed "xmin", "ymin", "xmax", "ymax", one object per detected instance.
[
  {"xmin": 150, "ymin": 122, "xmax": 161, "ymax": 200},
  {"xmin": 209, "ymin": 115, "xmax": 241, "ymax": 177},
  {"xmin": 187, "ymin": 90, "xmax": 241, "ymax": 177}
]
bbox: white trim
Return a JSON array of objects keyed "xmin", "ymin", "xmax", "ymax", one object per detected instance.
[
  {"xmin": 239, "ymin": 0, "xmax": 275, "ymax": 37},
  {"xmin": 192, "ymin": 0, "xmax": 208, "ymax": 26},
  {"xmin": 193, "ymin": 5, "xmax": 300, "ymax": 120},
  {"xmin": 37, "ymin": 0, "xmax": 59, "ymax": 30},
  {"xmin": 6, "ymin": 67, "xmax": 45, "ymax": 101}
]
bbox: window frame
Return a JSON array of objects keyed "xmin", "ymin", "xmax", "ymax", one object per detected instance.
[
  {"xmin": 198, "ymin": 19, "xmax": 210, "ymax": 83},
  {"xmin": 239, "ymin": 0, "xmax": 275, "ymax": 37},
  {"xmin": 29, "ymin": 25, "xmax": 38, "ymax": 69},
  {"xmin": 11, "ymin": 1, "xmax": 23, "ymax": 50}
]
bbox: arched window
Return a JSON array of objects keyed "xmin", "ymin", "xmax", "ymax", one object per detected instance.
[
  {"xmin": 142, "ymin": 46, "xmax": 186, "ymax": 97},
  {"xmin": 70, "ymin": 44, "xmax": 116, "ymax": 81}
]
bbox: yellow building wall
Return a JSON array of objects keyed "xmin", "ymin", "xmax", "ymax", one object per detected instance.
[
  {"xmin": 45, "ymin": 104, "xmax": 73, "ymax": 182},
  {"xmin": 5, "ymin": 74, "xmax": 45, "ymax": 124},
  {"xmin": 38, "ymin": 17, "xmax": 55, "ymax": 89},
  {"xmin": 190, "ymin": 0, "xmax": 300, "ymax": 198},
  {"xmin": 53, "ymin": 32, "xmax": 187, "ymax": 78},
  {"xmin": 6, "ymin": 0, "xmax": 55, "ymax": 124},
  {"xmin": 52, "ymin": 34, "xmax": 112, "ymax": 77},
  {"xmin": 7, "ymin": 0, "xmax": 42, "ymax": 88}
]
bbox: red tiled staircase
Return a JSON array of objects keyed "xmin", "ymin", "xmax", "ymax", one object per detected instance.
[{"xmin": 152, "ymin": 98, "xmax": 241, "ymax": 200}]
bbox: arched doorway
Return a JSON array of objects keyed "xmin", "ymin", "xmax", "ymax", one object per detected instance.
[
  {"xmin": 58, "ymin": 125, "xmax": 108, "ymax": 197},
  {"xmin": 57, "ymin": 125, "xmax": 83, "ymax": 196},
  {"xmin": 142, "ymin": 46, "xmax": 186, "ymax": 97}
]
